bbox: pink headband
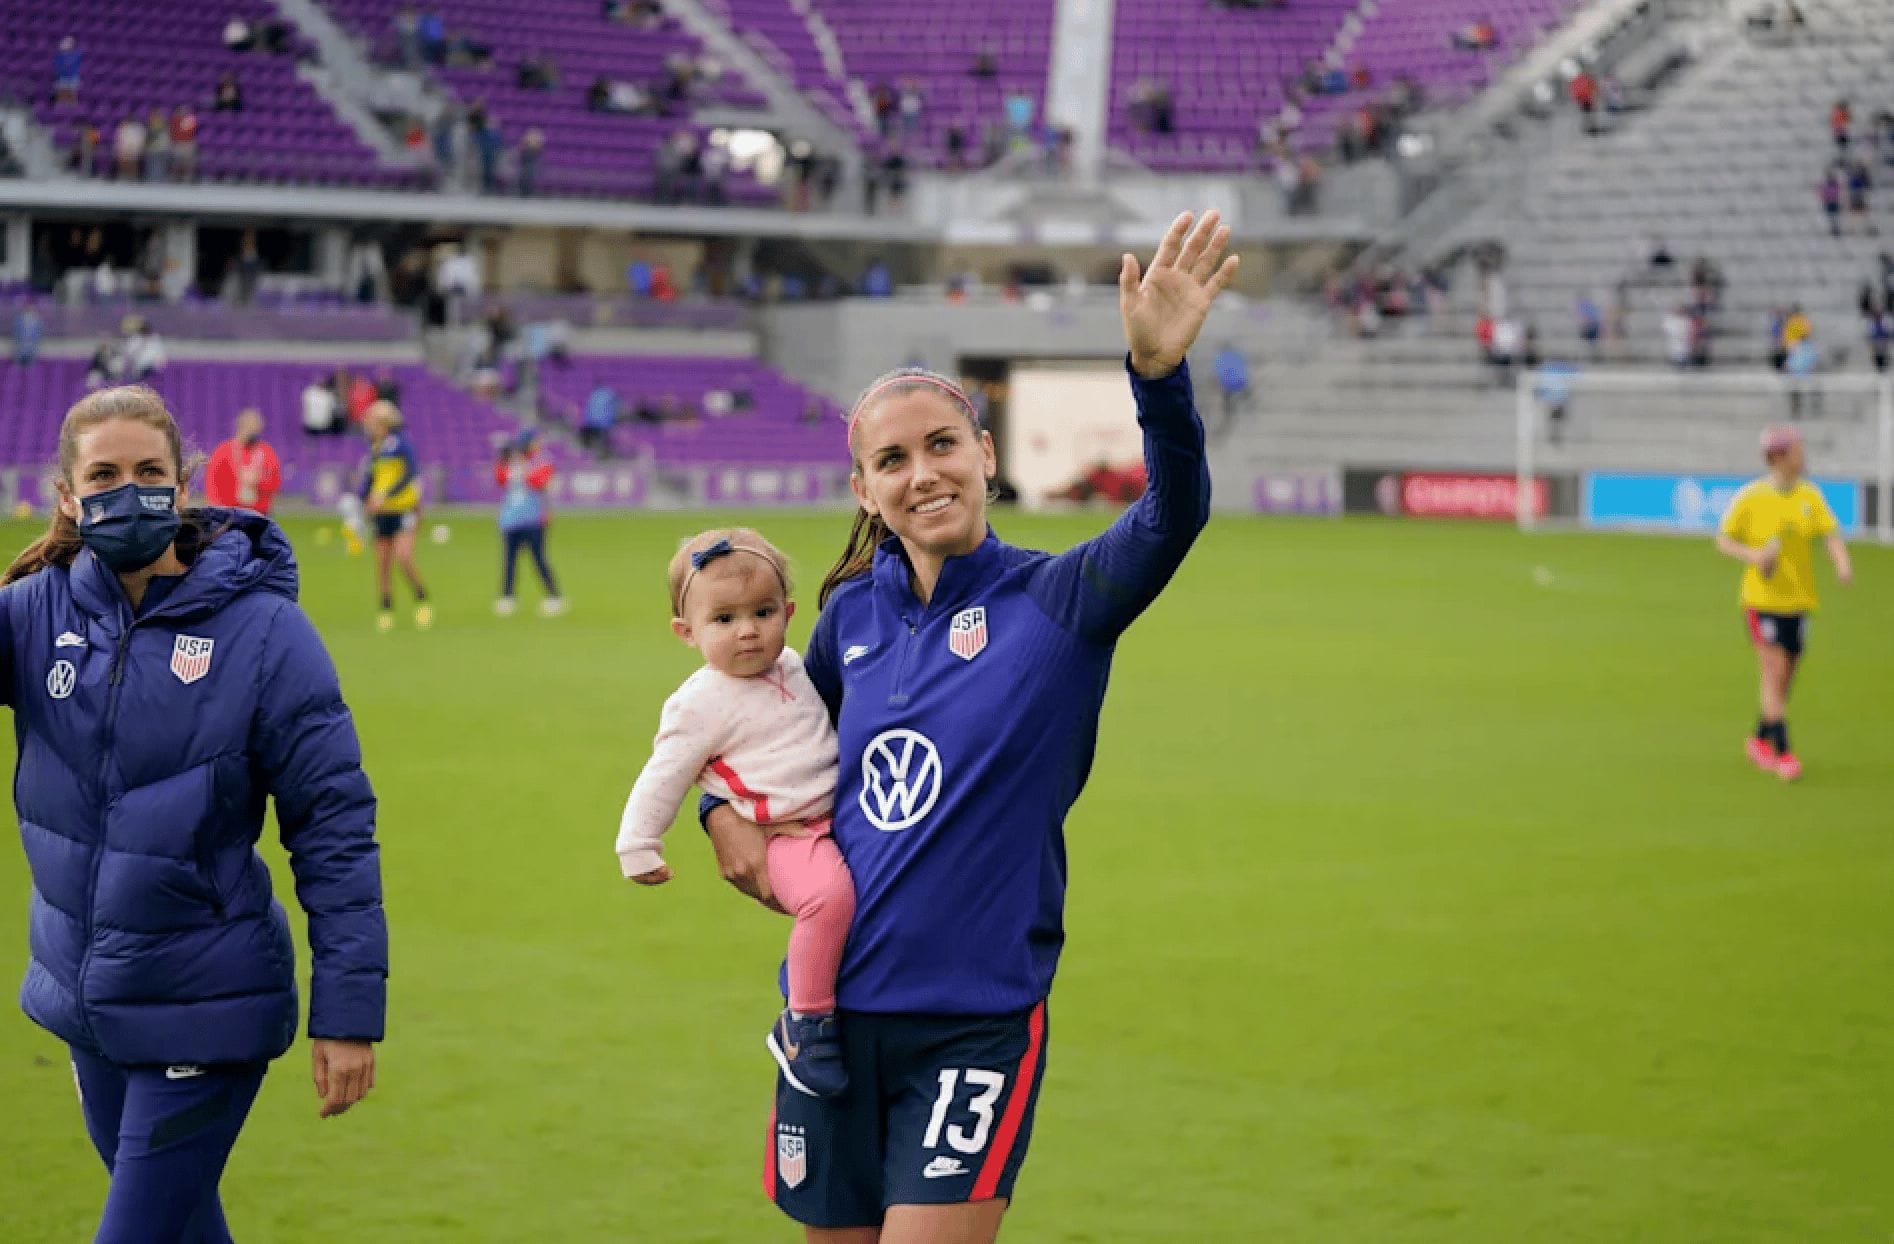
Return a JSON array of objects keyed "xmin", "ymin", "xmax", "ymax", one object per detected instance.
[{"xmin": 846, "ymin": 375, "xmax": 979, "ymax": 445}]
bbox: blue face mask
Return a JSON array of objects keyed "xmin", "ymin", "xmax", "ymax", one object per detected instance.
[{"xmin": 76, "ymin": 482, "xmax": 181, "ymax": 574}]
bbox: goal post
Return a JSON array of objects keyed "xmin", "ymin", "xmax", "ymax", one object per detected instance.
[{"xmin": 1514, "ymin": 367, "xmax": 1894, "ymax": 543}]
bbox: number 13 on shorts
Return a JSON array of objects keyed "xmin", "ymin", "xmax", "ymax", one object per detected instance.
[{"xmin": 922, "ymin": 1068, "xmax": 1007, "ymax": 1158}]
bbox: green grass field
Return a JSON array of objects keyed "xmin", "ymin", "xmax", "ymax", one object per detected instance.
[{"xmin": 1, "ymin": 511, "xmax": 1890, "ymax": 1243}]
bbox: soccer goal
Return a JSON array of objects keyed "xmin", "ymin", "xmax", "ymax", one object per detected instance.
[{"xmin": 1514, "ymin": 367, "xmax": 1894, "ymax": 543}]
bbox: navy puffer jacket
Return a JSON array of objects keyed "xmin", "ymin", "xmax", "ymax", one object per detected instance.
[{"xmin": 2, "ymin": 509, "xmax": 385, "ymax": 1065}]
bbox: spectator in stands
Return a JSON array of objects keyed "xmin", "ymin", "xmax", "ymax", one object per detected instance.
[
  {"xmin": 1489, "ymin": 315, "xmax": 1522, "ymax": 385},
  {"xmin": 418, "ymin": 9, "xmax": 447, "ymax": 66},
  {"xmin": 302, "ymin": 375, "xmax": 343, "ymax": 437},
  {"xmin": 1662, "ymin": 304, "xmax": 1694, "ymax": 368},
  {"xmin": 1785, "ymin": 329, "xmax": 1821, "ymax": 418},
  {"xmin": 170, "ymin": 106, "xmax": 199, "ymax": 181},
  {"xmin": 1689, "ymin": 256, "xmax": 1724, "ymax": 314},
  {"xmin": 870, "ymin": 82, "xmax": 896, "ymax": 137},
  {"xmin": 72, "ymin": 121, "xmax": 101, "ymax": 176},
  {"xmin": 1535, "ymin": 361, "xmax": 1577, "ymax": 444},
  {"xmin": 897, "ymin": 79, "xmax": 925, "ymax": 138},
  {"xmin": 256, "ymin": 18, "xmax": 291, "ymax": 55},
  {"xmin": 1819, "ymin": 166, "xmax": 1843, "ymax": 236},
  {"xmin": 90, "ymin": 258, "xmax": 119, "ymax": 303},
  {"xmin": 580, "ymin": 382, "xmax": 619, "ymax": 456},
  {"xmin": 861, "ymin": 259, "xmax": 893, "ymax": 298},
  {"xmin": 394, "ymin": 7, "xmax": 421, "ymax": 68},
  {"xmin": 1576, "ymin": 292, "xmax": 1603, "ymax": 359},
  {"xmin": 1451, "ymin": 17, "xmax": 1498, "ymax": 52},
  {"xmin": 215, "ymin": 73, "xmax": 244, "ymax": 112},
  {"xmin": 52, "ymin": 36, "xmax": 82, "ymax": 104},
  {"xmin": 971, "ymin": 47, "xmax": 997, "ymax": 80},
  {"xmin": 518, "ymin": 128, "xmax": 545, "ymax": 197},
  {"xmin": 373, "ymin": 367, "xmax": 402, "ymax": 407},
  {"xmin": 656, "ymin": 131, "xmax": 701, "ymax": 204},
  {"xmin": 800, "ymin": 397, "xmax": 826, "ymax": 427},
  {"xmin": 1212, "ymin": 343, "xmax": 1250, "ymax": 431},
  {"xmin": 113, "ymin": 115, "xmax": 146, "ymax": 181},
  {"xmin": 120, "ymin": 317, "xmax": 166, "ymax": 381},
  {"xmin": 236, "ymin": 230, "xmax": 261, "ymax": 304},
  {"xmin": 875, "ymin": 143, "xmax": 909, "ymax": 213},
  {"xmin": 1006, "ymin": 90, "xmax": 1036, "ymax": 139},
  {"xmin": 1867, "ymin": 303, "xmax": 1891, "ymax": 373},
  {"xmin": 1830, "ymin": 100, "xmax": 1851, "ymax": 151},
  {"xmin": 1570, "ymin": 70, "xmax": 1599, "ymax": 134},
  {"xmin": 224, "ymin": 15, "xmax": 254, "ymax": 53},
  {"xmin": 345, "ymin": 371, "xmax": 379, "ymax": 427},
  {"xmin": 204, "ymin": 410, "xmax": 283, "ymax": 515},
  {"xmin": 84, "ymin": 341, "xmax": 119, "ymax": 389},
  {"xmin": 143, "ymin": 109, "xmax": 173, "ymax": 182},
  {"xmin": 471, "ymin": 106, "xmax": 502, "ymax": 193},
  {"xmin": 517, "ymin": 52, "xmax": 558, "ymax": 92},
  {"xmin": 13, "ymin": 301, "xmax": 42, "ymax": 367},
  {"xmin": 1845, "ymin": 158, "xmax": 1873, "ymax": 234}
]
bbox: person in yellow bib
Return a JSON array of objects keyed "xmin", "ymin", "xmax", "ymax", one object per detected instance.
[
  {"xmin": 359, "ymin": 401, "xmax": 433, "ymax": 632},
  {"xmin": 1714, "ymin": 425, "xmax": 1853, "ymax": 781}
]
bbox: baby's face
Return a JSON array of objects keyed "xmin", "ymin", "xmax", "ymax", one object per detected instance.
[{"xmin": 677, "ymin": 559, "xmax": 793, "ymax": 679}]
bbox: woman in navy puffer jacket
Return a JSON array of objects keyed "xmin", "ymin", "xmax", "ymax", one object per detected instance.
[{"xmin": 1, "ymin": 385, "xmax": 387, "ymax": 1244}]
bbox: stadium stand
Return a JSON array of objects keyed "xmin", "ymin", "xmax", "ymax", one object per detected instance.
[
  {"xmin": 321, "ymin": 0, "xmax": 780, "ymax": 202},
  {"xmin": 7, "ymin": 0, "xmax": 421, "ymax": 188}
]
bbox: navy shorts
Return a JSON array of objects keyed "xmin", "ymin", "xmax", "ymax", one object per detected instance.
[
  {"xmin": 1746, "ymin": 609, "xmax": 1807, "ymax": 658},
  {"xmin": 373, "ymin": 511, "xmax": 418, "ymax": 540},
  {"xmin": 765, "ymin": 1002, "xmax": 1049, "ymax": 1229}
]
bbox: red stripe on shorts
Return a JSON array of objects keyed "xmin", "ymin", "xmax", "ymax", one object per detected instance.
[
  {"xmin": 762, "ymin": 1102, "xmax": 778, "ymax": 1200},
  {"xmin": 709, "ymin": 757, "xmax": 772, "ymax": 824},
  {"xmin": 971, "ymin": 1001, "xmax": 1046, "ymax": 1201},
  {"xmin": 1745, "ymin": 609, "xmax": 1766, "ymax": 648}
]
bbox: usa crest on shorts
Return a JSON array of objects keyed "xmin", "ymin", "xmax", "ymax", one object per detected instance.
[
  {"xmin": 777, "ymin": 1123, "xmax": 807, "ymax": 1189},
  {"xmin": 170, "ymin": 635, "xmax": 215, "ymax": 685},
  {"xmin": 948, "ymin": 606, "xmax": 987, "ymax": 661}
]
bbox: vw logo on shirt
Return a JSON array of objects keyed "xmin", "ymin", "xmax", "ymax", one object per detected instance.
[
  {"xmin": 859, "ymin": 729, "xmax": 942, "ymax": 832},
  {"xmin": 46, "ymin": 660, "xmax": 77, "ymax": 700}
]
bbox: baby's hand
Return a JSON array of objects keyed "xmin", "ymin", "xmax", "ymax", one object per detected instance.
[{"xmin": 631, "ymin": 865, "xmax": 675, "ymax": 886}]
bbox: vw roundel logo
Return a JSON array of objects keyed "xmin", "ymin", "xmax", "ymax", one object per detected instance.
[
  {"xmin": 858, "ymin": 728, "xmax": 942, "ymax": 832},
  {"xmin": 46, "ymin": 660, "xmax": 77, "ymax": 700}
]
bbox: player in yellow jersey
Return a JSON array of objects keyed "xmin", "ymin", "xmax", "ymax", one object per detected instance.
[
  {"xmin": 359, "ymin": 401, "xmax": 433, "ymax": 632},
  {"xmin": 1714, "ymin": 425, "xmax": 1853, "ymax": 781}
]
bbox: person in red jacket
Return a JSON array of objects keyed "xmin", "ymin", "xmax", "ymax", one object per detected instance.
[{"xmin": 203, "ymin": 409, "xmax": 283, "ymax": 514}]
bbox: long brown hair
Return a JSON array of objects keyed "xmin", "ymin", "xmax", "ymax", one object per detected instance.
[
  {"xmin": 2, "ymin": 385, "xmax": 206, "ymax": 586},
  {"xmin": 818, "ymin": 368, "xmax": 984, "ymax": 607}
]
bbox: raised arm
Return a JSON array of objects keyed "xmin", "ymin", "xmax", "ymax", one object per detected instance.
[{"xmin": 1028, "ymin": 211, "xmax": 1236, "ymax": 644}]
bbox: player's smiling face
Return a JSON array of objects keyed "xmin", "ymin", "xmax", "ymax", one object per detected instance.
[
  {"xmin": 849, "ymin": 390, "xmax": 996, "ymax": 560},
  {"xmin": 672, "ymin": 558, "xmax": 794, "ymax": 679}
]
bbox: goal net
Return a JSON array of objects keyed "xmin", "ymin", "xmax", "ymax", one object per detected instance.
[{"xmin": 1513, "ymin": 367, "xmax": 1894, "ymax": 543}]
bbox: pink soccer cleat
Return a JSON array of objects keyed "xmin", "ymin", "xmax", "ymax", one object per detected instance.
[
  {"xmin": 1775, "ymin": 753, "xmax": 1803, "ymax": 782},
  {"xmin": 1745, "ymin": 737, "xmax": 1776, "ymax": 771}
]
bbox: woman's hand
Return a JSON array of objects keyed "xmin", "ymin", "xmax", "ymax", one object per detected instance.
[
  {"xmin": 703, "ymin": 805, "xmax": 786, "ymax": 914},
  {"xmin": 1120, "ymin": 210, "xmax": 1240, "ymax": 380},
  {"xmin": 312, "ymin": 1038, "xmax": 376, "ymax": 1119}
]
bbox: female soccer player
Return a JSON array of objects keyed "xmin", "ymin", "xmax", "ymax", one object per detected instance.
[
  {"xmin": 1715, "ymin": 424, "xmax": 1854, "ymax": 780},
  {"xmin": 0, "ymin": 385, "xmax": 387, "ymax": 1242},
  {"xmin": 359, "ymin": 399, "xmax": 433, "ymax": 631},
  {"xmin": 703, "ymin": 210, "xmax": 1232, "ymax": 1242}
]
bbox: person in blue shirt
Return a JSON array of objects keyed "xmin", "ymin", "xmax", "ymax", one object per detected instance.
[
  {"xmin": 1213, "ymin": 341, "xmax": 1250, "ymax": 432},
  {"xmin": 358, "ymin": 401, "xmax": 432, "ymax": 631},
  {"xmin": 703, "ymin": 210, "xmax": 1234, "ymax": 1241},
  {"xmin": 53, "ymin": 36, "xmax": 83, "ymax": 103},
  {"xmin": 14, "ymin": 299, "xmax": 43, "ymax": 366},
  {"xmin": 494, "ymin": 428, "xmax": 565, "ymax": 616},
  {"xmin": 0, "ymin": 385, "xmax": 386, "ymax": 1244}
]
